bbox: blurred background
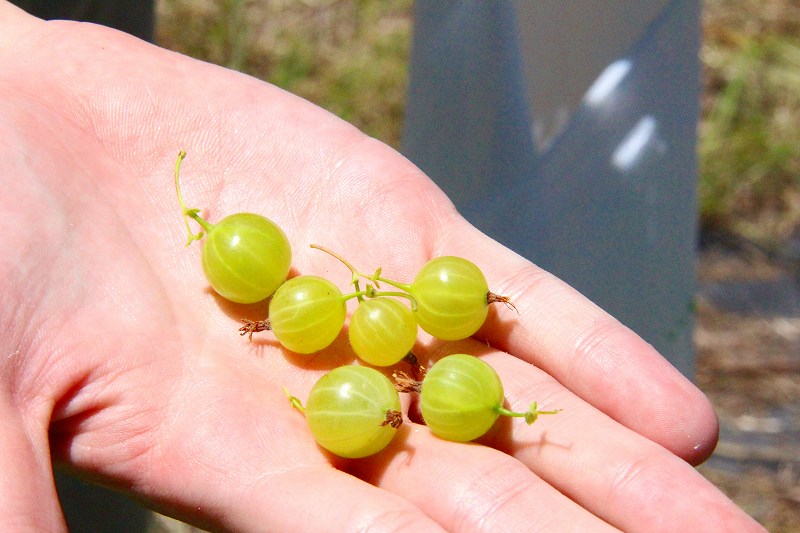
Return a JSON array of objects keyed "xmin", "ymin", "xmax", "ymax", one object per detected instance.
[{"xmin": 17, "ymin": 0, "xmax": 799, "ymax": 530}]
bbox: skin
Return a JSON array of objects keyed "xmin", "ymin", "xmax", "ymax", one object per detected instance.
[{"xmin": 0, "ymin": 2, "xmax": 766, "ymax": 532}]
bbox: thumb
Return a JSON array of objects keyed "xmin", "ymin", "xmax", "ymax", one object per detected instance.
[{"xmin": 0, "ymin": 389, "xmax": 66, "ymax": 532}]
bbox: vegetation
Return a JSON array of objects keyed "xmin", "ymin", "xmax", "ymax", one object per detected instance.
[
  {"xmin": 700, "ymin": 0, "xmax": 800, "ymax": 249},
  {"xmin": 156, "ymin": 0, "xmax": 412, "ymax": 148}
]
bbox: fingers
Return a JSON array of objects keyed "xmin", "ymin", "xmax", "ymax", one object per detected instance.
[
  {"xmin": 349, "ymin": 427, "xmax": 620, "ymax": 532},
  {"xmin": 152, "ymin": 460, "xmax": 448, "ymax": 532},
  {"xmin": 226, "ymin": 465, "xmax": 447, "ymax": 533},
  {"xmin": 171, "ymin": 409, "xmax": 448, "ymax": 532},
  {"xmin": 350, "ymin": 347, "xmax": 763, "ymax": 533},
  {"xmin": 48, "ymin": 352, "xmax": 590, "ymax": 532},
  {"xmin": 473, "ymin": 350, "xmax": 764, "ymax": 532},
  {"xmin": 441, "ymin": 226, "xmax": 719, "ymax": 464},
  {"xmin": 46, "ymin": 352, "xmax": 445, "ymax": 533},
  {"xmin": 0, "ymin": 389, "xmax": 66, "ymax": 532}
]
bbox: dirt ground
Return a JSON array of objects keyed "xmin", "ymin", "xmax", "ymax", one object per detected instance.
[{"xmin": 695, "ymin": 241, "xmax": 800, "ymax": 532}]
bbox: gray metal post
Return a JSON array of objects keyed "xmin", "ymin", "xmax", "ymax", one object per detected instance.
[{"xmin": 403, "ymin": 0, "xmax": 701, "ymax": 378}]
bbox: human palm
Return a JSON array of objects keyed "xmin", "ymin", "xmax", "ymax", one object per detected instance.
[{"xmin": 0, "ymin": 4, "xmax": 764, "ymax": 532}]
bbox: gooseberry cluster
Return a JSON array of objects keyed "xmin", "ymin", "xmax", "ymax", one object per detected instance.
[
  {"xmin": 238, "ymin": 244, "xmax": 511, "ymax": 361},
  {"xmin": 174, "ymin": 151, "xmax": 558, "ymax": 458}
]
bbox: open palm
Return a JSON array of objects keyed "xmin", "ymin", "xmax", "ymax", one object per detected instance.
[{"xmin": 0, "ymin": 4, "xmax": 763, "ymax": 532}]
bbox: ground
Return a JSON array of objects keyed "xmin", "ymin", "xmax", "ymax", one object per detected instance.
[{"xmin": 695, "ymin": 239, "xmax": 800, "ymax": 532}]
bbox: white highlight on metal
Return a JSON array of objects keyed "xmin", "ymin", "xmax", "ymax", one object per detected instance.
[
  {"xmin": 612, "ymin": 115, "xmax": 657, "ymax": 171},
  {"xmin": 584, "ymin": 59, "xmax": 632, "ymax": 106}
]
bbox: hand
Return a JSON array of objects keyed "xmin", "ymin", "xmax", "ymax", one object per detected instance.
[{"xmin": 0, "ymin": 3, "xmax": 764, "ymax": 531}]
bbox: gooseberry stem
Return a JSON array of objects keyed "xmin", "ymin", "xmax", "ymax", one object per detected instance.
[
  {"xmin": 403, "ymin": 352, "xmax": 427, "ymax": 380},
  {"xmin": 342, "ymin": 290, "xmax": 368, "ymax": 302},
  {"xmin": 392, "ymin": 370, "xmax": 422, "ymax": 393},
  {"xmin": 239, "ymin": 318, "xmax": 270, "ymax": 341},
  {"xmin": 310, "ymin": 244, "xmax": 364, "ymax": 299},
  {"xmin": 364, "ymin": 286, "xmax": 418, "ymax": 311},
  {"xmin": 368, "ymin": 274, "xmax": 412, "ymax": 294},
  {"xmin": 174, "ymin": 150, "xmax": 212, "ymax": 245},
  {"xmin": 381, "ymin": 410, "xmax": 404, "ymax": 429},
  {"xmin": 487, "ymin": 291, "xmax": 517, "ymax": 312},
  {"xmin": 310, "ymin": 244, "xmax": 418, "ymax": 309},
  {"xmin": 495, "ymin": 402, "xmax": 562, "ymax": 425},
  {"xmin": 283, "ymin": 387, "xmax": 306, "ymax": 414}
]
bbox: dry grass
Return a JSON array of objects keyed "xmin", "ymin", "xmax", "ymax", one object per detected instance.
[
  {"xmin": 155, "ymin": 0, "xmax": 412, "ymax": 148},
  {"xmin": 700, "ymin": 0, "xmax": 800, "ymax": 247}
]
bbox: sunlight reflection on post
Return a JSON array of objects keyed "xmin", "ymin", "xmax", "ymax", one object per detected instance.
[
  {"xmin": 584, "ymin": 58, "xmax": 632, "ymax": 107},
  {"xmin": 612, "ymin": 115, "xmax": 659, "ymax": 171}
]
